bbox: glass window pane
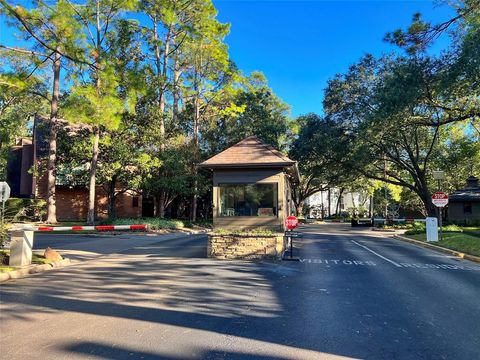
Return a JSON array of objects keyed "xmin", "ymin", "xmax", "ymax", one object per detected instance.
[{"xmin": 219, "ymin": 183, "xmax": 278, "ymax": 217}]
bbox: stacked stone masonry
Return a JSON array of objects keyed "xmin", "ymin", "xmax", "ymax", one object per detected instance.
[{"xmin": 208, "ymin": 234, "xmax": 286, "ymax": 260}]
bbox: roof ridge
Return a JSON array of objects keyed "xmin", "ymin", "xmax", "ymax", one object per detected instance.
[
  {"xmin": 199, "ymin": 135, "xmax": 295, "ymax": 167},
  {"xmin": 240, "ymin": 135, "xmax": 291, "ymax": 162}
]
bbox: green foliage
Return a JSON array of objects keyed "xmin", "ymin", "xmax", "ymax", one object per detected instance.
[
  {"xmin": 404, "ymin": 222, "xmax": 427, "ymax": 235},
  {"xmin": 288, "ymin": 114, "xmax": 355, "ymax": 211},
  {"xmin": 407, "ymin": 232, "xmax": 480, "ymax": 257},
  {"xmin": 104, "ymin": 217, "xmax": 213, "ymax": 230},
  {"xmin": 0, "ymin": 60, "xmax": 47, "ymax": 178},
  {"xmin": 0, "ymin": 198, "xmax": 46, "ymax": 248},
  {"xmin": 102, "ymin": 217, "xmax": 184, "ymax": 230},
  {"xmin": 0, "ymin": 224, "xmax": 7, "ymax": 249},
  {"xmin": 319, "ymin": 25, "xmax": 480, "ymax": 216},
  {"xmin": 63, "ymin": 66, "xmax": 124, "ymax": 130},
  {"xmin": 4, "ymin": 198, "xmax": 47, "ymax": 222},
  {"xmin": 0, "ymin": 250, "xmax": 54, "ymax": 267}
]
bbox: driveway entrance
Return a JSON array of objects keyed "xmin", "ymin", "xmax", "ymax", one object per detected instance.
[{"xmin": 1, "ymin": 224, "xmax": 479, "ymax": 359}]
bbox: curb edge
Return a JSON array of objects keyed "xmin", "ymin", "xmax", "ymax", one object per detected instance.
[
  {"xmin": 0, "ymin": 258, "xmax": 72, "ymax": 284},
  {"xmin": 393, "ymin": 235, "xmax": 480, "ymax": 264}
]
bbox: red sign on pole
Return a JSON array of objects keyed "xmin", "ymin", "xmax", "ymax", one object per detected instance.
[
  {"xmin": 432, "ymin": 192, "xmax": 448, "ymax": 207},
  {"xmin": 285, "ymin": 215, "xmax": 299, "ymax": 230}
]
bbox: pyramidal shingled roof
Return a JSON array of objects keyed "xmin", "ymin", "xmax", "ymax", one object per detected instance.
[{"xmin": 200, "ymin": 136, "xmax": 296, "ymax": 168}]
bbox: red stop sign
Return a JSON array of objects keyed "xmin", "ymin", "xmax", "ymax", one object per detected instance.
[
  {"xmin": 285, "ymin": 215, "xmax": 298, "ymax": 230},
  {"xmin": 432, "ymin": 192, "xmax": 448, "ymax": 207}
]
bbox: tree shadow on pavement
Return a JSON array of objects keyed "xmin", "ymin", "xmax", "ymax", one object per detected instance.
[{"xmin": 1, "ymin": 228, "xmax": 479, "ymax": 359}]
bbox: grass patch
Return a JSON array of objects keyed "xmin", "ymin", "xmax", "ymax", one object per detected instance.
[
  {"xmin": 0, "ymin": 250, "xmax": 52, "ymax": 268},
  {"xmin": 406, "ymin": 232, "xmax": 480, "ymax": 257},
  {"xmin": 0, "ymin": 266, "xmax": 16, "ymax": 273}
]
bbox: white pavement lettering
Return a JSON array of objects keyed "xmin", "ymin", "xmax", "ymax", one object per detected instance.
[
  {"xmin": 299, "ymin": 259, "xmax": 377, "ymax": 266},
  {"xmin": 350, "ymin": 240, "xmax": 403, "ymax": 268},
  {"xmin": 399, "ymin": 263, "xmax": 480, "ymax": 271},
  {"xmin": 298, "ymin": 259, "xmax": 480, "ymax": 271}
]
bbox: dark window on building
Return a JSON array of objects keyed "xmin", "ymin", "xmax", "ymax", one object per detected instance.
[
  {"xmin": 219, "ymin": 183, "xmax": 278, "ymax": 217},
  {"xmin": 463, "ymin": 202, "xmax": 472, "ymax": 214},
  {"xmin": 132, "ymin": 196, "xmax": 139, "ymax": 208}
]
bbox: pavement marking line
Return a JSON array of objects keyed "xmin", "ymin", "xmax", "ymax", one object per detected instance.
[{"xmin": 350, "ymin": 239, "xmax": 403, "ymax": 268}]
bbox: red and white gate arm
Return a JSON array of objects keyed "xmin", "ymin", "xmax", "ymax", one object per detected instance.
[{"xmin": 36, "ymin": 224, "xmax": 148, "ymax": 232}]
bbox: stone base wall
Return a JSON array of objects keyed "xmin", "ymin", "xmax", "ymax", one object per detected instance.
[{"xmin": 208, "ymin": 234, "xmax": 286, "ymax": 260}]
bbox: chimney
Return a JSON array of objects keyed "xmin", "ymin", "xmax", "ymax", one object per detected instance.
[{"xmin": 466, "ymin": 176, "xmax": 479, "ymax": 188}]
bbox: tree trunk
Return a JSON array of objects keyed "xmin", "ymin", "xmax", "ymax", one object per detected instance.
[
  {"xmin": 87, "ymin": 0, "xmax": 102, "ymax": 225},
  {"xmin": 419, "ymin": 188, "xmax": 436, "ymax": 217},
  {"xmin": 158, "ymin": 190, "xmax": 166, "ymax": 218},
  {"xmin": 335, "ymin": 188, "xmax": 345, "ymax": 215},
  {"xmin": 87, "ymin": 126, "xmax": 100, "ymax": 225},
  {"xmin": 351, "ymin": 193, "xmax": 356, "ymax": 216},
  {"xmin": 327, "ymin": 188, "xmax": 331, "ymax": 217},
  {"xmin": 320, "ymin": 191, "xmax": 324, "ymax": 219},
  {"xmin": 46, "ymin": 49, "xmax": 61, "ymax": 224},
  {"xmin": 369, "ymin": 195, "xmax": 373, "ymax": 217},
  {"xmin": 295, "ymin": 203, "xmax": 303, "ymax": 217},
  {"xmin": 191, "ymin": 84, "xmax": 200, "ymax": 222},
  {"xmin": 172, "ymin": 56, "xmax": 182, "ymax": 123},
  {"xmin": 107, "ymin": 178, "xmax": 116, "ymax": 219}
]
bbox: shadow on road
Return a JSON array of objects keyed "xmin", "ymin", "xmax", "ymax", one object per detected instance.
[{"xmin": 1, "ymin": 224, "xmax": 479, "ymax": 359}]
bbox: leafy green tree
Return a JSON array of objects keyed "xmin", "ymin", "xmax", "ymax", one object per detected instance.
[
  {"xmin": 205, "ymin": 72, "xmax": 289, "ymax": 152},
  {"xmin": 1, "ymin": 0, "xmax": 85, "ymax": 223},
  {"xmin": 321, "ymin": 50, "xmax": 480, "ymax": 216},
  {"xmin": 187, "ymin": 14, "xmax": 230, "ymax": 221},
  {"xmin": 289, "ymin": 113, "xmax": 356, "ymax": 215},
  {"xmin": 61, "ymin": 0, "xmax": 137, "ymax": 224},
  {"xmin": 384, "ymin": 1, "xmax": 480, "ymax": 129},
  {"xmin": 0, "ymin": 53, "xmax": 47, "ymax": 178}
]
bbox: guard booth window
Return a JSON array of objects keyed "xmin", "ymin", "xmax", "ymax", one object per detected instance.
[{"xmin": 219, "ymin": 183, "xmax": 278, "ymax": 217}]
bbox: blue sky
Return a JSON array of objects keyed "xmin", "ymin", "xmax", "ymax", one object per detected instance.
[
  {"xmin": 0, "ymin": 1, "xmax": 456, "ymax": 117},
  {"xmin": 213, "ymin": 0, "xmax": 455, "ymax": 116}
]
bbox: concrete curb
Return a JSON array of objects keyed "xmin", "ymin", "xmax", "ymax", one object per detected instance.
[
  {"xmin": 372, "ymin": 228, "xmax": 397, "ymax": 233},
  {"xmin": 393, "ymin": 235, "xmax": 480, "ymax": 264},
  {"xmin": 0, "ymin": 258, "xmax": 72, "ymax": 284}
]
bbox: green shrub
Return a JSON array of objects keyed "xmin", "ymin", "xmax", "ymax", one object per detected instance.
[
  {"xmin": 102, "ymin": 217, "xmax": 185, "ymax": 230},
  {"xmin": 404, "ymin": 222, "xmax": 426, "ymax": 235},
  {"xmin": 442, "ymin": 224, "xmax": 463, "ymax": 232},
  {"xmin": 4, "ymin": 198, "xmax": 46, "ymax": 222},
  {"xmin": 405, "ymin": 222, "xmax": 466, "ymax": 235},
  {"xmin": 182, "ymin": 219, "xmax": 213, "ymax": 229},
  {"xmin": 0, "ymin": 225, "xmax": 7, "ymax": 250}
]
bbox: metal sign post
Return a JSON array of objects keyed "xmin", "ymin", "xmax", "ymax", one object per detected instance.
[
  {"xmin": 432, "ymin": 192, "xmax": 448, "ymax": 242},
  {"xmin": 284, "ymin": 216, "xmax": 300, "ymax": 261},
  {"xmin": 0, "ymin": 182, "xmax": 11, "ymax": 229}
]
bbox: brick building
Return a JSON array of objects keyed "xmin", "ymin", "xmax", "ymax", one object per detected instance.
[{"xmin": 6, "ymin": 118, "xmax": 141, "ymax": 222}]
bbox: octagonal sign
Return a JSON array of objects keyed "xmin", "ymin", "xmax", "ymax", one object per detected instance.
[
  {"xmin": 432, "ymin": 192, "xmax": 448, "ymax": 207},
  {"xmin": 285, "ymin": 215, "xmax": 299, "ymax": 230}
]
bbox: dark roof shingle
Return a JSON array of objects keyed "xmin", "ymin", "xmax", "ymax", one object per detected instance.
[{"xmin": 199, "ymin": 136, "xmax": 295, "ymax": 168}]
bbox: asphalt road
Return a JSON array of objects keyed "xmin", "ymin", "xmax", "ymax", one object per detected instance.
[{"xmin": 1, "ymin": 223, "xmax": 479, "ymax": 359}]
